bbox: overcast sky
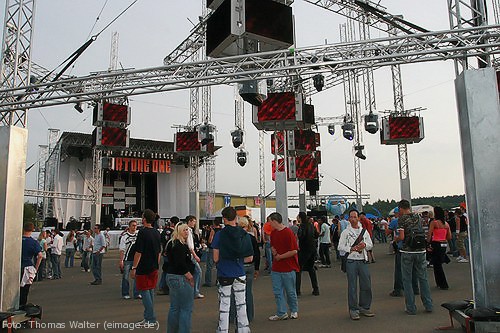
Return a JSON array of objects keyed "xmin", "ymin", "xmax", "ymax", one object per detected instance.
[{"xmin": 4, "ymin": 0, "xmax": 483, "ymax": 203}]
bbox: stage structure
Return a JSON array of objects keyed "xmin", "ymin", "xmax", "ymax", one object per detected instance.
[
  {"xmin": 1, "ymin": 0, "xmax": 500, "ymax": 326},
  {"xmin": 43, "ymin": 132, "xmax": 191, "ymax": 228}
]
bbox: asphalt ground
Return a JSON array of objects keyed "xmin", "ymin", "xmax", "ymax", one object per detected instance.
[{"xmin": 17, "ymin": 243, "xmax": 472, "ymax": 333}]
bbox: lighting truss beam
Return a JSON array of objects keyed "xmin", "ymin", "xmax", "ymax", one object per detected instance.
[
  {"xmin": 304, "ymin": 0, "xmax": 429, "ymax": 35},
  {"xmin": 24, "ymin": 189, "xmax": 94, "ymax": 201},
  {"xmin": 0, "ymin": 25, "xmax": 500, "ymax": 113},
  {"xmin": 287, "ymin": 194, "xmax": 370, "ymax": 201}
]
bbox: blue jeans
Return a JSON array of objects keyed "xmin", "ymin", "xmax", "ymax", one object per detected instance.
[
  {"xmin": 192, "ymin": 257, "xmax": 202, "ymax": 297},
  {"xmin": 401, "ymin": 252, "xmax": 433, "ymax": 313},
  {"xmin": 166, "ymin": 274, "xmax": 194, "ymax": 333},
  {"xmin": 91, "ymin": 253, "xmax": 103, "ymax": 282},
  {"xmin": 50, "ymin": 254, "xmax": 61, "ymax": 278},
  {"xmin": 122, "ymin": 260, "xmax": 139, "ymax": 297},
  {"xmin": 141, "ymin": 288, "xmax": 156, "ymax": 323},
  {"xmin": 448, "ymin": 233, "xmax": 458, "ymax": 256},
  {"xmin": 204, "ymin": 248, "xmax": 214, "ymax": 286},
  {"xmin": 81, "ymin": 251, "xmax": 91, "ymax": 271},
  {"xmin": 346, "ymin": 260, "xmax": 372, "ymax": 313},
  {"xmin": 65, "ymin": 248, "xmax": 75, "ymax": 267},
  {"xmin": 159, "ymin": 256, "xmax": 169, "ymax": 291},
  {"xmin": 394, "ymin": 251, "xmax": 419, "ymax": 294},
  {"xmin": 271, "ymin": 271, "xmax": 298, "ymax": 316},
  {"xmin": 265, "ymin": 242, "xmax": 273, "ymax": 271}
]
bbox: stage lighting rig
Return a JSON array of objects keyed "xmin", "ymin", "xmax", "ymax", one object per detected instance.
[
  {"xmin": 239, "ymin": 80, "xmax": 267, "ymax": 106},
  {"xmin": 327, "ymin": 124, "xmax": 335, "ymax": 135},
  {"xmin": 198, "ymin": 123, "xmax": 215, "ymax": 146},
  {"xmin": 74, "ymin": 102, "xmax": 84, "ymax": 113},
  {"xmin": 341, "ymin": 119, "xmax": 355, "ymax": 141},
  {"xmin": 364, "ymin": 112, "xmax": 379, "ymax": 134},
  {"xmin": 354, "ymin": 145, "xmax": 366, "ymax": 160},
  {"xmin": 231, "ymin": 129, "xmax": 244, "ymax": 148},
  {"xmin": 313, "ymin": 74, "xmax": 324, "ymax": 92},
  {"xmin": 236, "ymin": 149, "xmax": 248, "ymax": 167}
]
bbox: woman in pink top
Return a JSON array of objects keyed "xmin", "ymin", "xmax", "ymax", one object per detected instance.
[{"xmin": 427, "ymin": 207, "xmax": 452, "ymax": 290}]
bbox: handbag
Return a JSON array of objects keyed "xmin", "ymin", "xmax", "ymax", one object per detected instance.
[{"xmin": 340, "ymin": 229, "xmax": 366, "ymax": 273}]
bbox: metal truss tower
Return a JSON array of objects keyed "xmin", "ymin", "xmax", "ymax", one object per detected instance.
[
  {"xmin": 447, "ymin": 1, "xmax": 500, "ymax": 325},
  {"xmin": 202, "ymin": 0, "xmax": 215, "ymax": 218},
  {"xmin": 36, "ymin": 144, "xmax": 48, "ymax": 221},
  {"xmin": 43, "ymin": 128, "xmax": 60, "ymax": 218},
  {"xmin": 0, "ymin": 0, "xmax": 35, "ymax": 127},
  {"xmin": 360, "ymin": 16, "xmax": 377, "ymax": 116},
  {"xmin": 340, "ymin": 17, "xmax": 364, "ymax": 210},
  {"xmin": 259, "ymin": 131, "xmax": 267, "ymax": 223},
  {"xmin": 389, "ymin": 25, "xmax": 412, "ymax": 204},
  {"xmin": 448, "ymin": 0, "xmax": 491, "ymax": 73},
  {"xmin": 0, "ymin": 0, "xmax": 36, "ymax": 311},
  {"xmin": 188, "ymin": 32, "xmax": 201, "ymax": 219},
  {"xmin": 0, "ymin": 3, "xmax": 38, "ymax": 312}
]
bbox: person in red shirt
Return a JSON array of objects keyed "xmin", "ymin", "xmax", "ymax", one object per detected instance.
[
  {"xmin": 268, "ymin": 212, "xmax": 300, "ymax": 321},
  {"xmin": 359, "ymin": 212, "xmax": 376, "ymax": 263}
]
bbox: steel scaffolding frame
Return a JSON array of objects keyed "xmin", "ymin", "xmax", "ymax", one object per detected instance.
[
  {"xmin": 0, "ymin": 0, "xmax": 35, "ymax": 127},
  {"xmin": 1, "ymin": 25, "xmax": 500, "ymax": 112},
  {"xmin": 42, "ymin": 128, "xmax": 60, "ymax": 218},
  {"xmin": 35, "ymin": 144, "xmax": 48, "ymax": 221}
]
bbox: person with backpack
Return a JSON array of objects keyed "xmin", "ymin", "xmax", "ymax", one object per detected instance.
[
  {"xmin": 395, "ymin": 199, "xmax": 433, "ymax": 315},
  {"xmin": 212, "ymin": 206, "xmax": 253, "ymax": 333}
]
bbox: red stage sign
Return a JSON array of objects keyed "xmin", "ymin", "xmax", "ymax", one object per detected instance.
[{"xmin": 113, "ymin": 158, "xmax": 171, "ymax": 174}]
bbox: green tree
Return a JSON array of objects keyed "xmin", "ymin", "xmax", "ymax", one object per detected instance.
[{"xmin": 23, "ymin": 202, "xmax": 37, "ymax": 224}]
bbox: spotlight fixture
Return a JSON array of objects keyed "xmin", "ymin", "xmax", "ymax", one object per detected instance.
[
  {"xmin": 327, "ymin": 124, "xmax": 335, "ymax": 136},
  {"xmin": 231, "ymin": 129, "xmax": 244, "ymax": 148},
  {"xmin": 236, "ymin": 149, "xmax": 247, "ymax": 167},
  {"xmin": 341, "ymin": 120, "xmax": 355, "ymax": 141},
  {"xmin": 313, "ymin": 74, "xmax": 325, "ymax": 92},
  {"xmin": 354, "ymin": 145, "xmax": 366, "ymax": 160},
  {"xmin": 74, "ymin": 102, "xmax": 84, "ymax": 113},
  {"xmin": 364, "ymin": 112, "xmax": 379, "ymax": 134},
  {"xmin": 198, "ymin": 123, "xmax": 215, "ymax": 146},
  {"xmin": 238, "ymin": 80, "xmax": 267, "ymax": 106}
]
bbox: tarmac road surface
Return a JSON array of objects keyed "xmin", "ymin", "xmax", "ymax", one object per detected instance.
[{"xmin": 22, "ymin": 243, "xmax": 471, "ymax": 333}]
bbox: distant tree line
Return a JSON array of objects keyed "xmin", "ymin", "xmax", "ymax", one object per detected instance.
[{"xmin": 361, "ymin": 195, "xmax": 465, "ymax": 217}]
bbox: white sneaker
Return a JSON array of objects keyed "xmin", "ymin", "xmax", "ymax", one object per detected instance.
[
  {"xmin": 195, "ymin": 293, "xmax": 205, "ymax": 299},
  {"xmin": 458, "ymin": 258, "xmax": 469, "ymax": 263},
  {"xmin": 123, "ymin": 295, "xmax": 131, "ymax": 300},
  {"xmin": 290, "ymin": 312, "xmax": 298, "ymax": 319},
  {"xmin": 456, "ymin": 256, "xmax": 464, "ymax": 261},
  {"xmin": 269, "ymin": 313, "xmax": 288, "ymax": 321}
]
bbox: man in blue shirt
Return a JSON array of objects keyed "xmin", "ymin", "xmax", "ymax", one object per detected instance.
[
  {"xmin": 90, "ymin": 224, "xmax": 106, "ymax": 285},
  {"xmin": 20, "ymin": 222, "xmax": 42, "ymax": 307},
  {"xmin": 212, "ymin": 206, "xmax": 253, "ymax": 333}
]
